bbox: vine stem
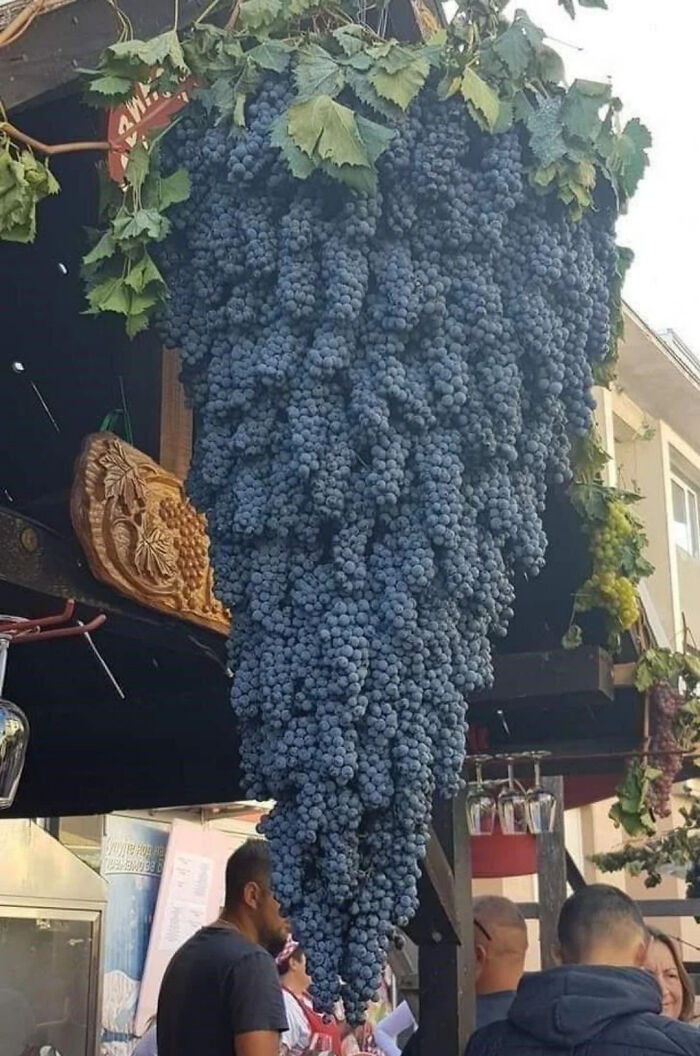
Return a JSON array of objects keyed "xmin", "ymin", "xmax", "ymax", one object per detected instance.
[
  {"xmin": 0, "ymin": 0, "xmax": 47, "ymax": 49},
  {"xmin": 642, "ymin": 688, "xmax": 650, "ymax": 769},
  {"xmin": 0, "ymin": 122, "xmax": 110, "ymax": 156},
  {"xmin": 194, "ymin": 0, "xmax": 224, "ymax": 25},
  {"xmin": 224, "ymin": 0, "xmax": 241, "ymax": 31}
]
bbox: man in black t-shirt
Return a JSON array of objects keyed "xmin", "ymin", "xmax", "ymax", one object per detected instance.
[{"xmin": 157, "ymin": 839, "xmax": 290, "ymax": 1056}]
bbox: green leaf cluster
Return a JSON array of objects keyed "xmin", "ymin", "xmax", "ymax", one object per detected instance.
[
  {"xmin": 74, "ymin": 0, "xmax": 649, "ymax": 333},
  {"xmin": 592, "ymin": 801, "xmax": 700, "ymax": 886},
  {"xmin": 0, "ymin": 143, "xmax": 59, "ymax": 244},
  {"xmin": 82, "ymin": 143, "xmax": 190, "ymax": 336},
  {"xmin": 608, "ymin": 760, "xmax": 660, "ymax": 838},
  {"xmin": 85, "ymin": 29, "xmax": 190, "ymax": 106}
]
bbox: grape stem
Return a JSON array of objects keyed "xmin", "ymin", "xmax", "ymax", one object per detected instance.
[{"xmin": 0, "ymin": 0, "xmax": 47, "ymax": 49}]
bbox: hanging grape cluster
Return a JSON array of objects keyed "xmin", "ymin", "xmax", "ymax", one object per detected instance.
[
  {"xmin": 647, "ymin": 681, "xmax": 684, "ymax": 818},
  {"xmin": 156, "ymin": 75, "xmax": 617, "ymax": 1018}
]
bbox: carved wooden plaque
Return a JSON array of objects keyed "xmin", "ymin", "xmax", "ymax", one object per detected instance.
[{"xmin": 71, "ymin": 433, "xmax": 229, "ymax": 635}]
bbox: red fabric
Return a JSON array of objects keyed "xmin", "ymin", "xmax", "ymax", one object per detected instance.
[{"xmin": 284, "ymin": 989, "xmax": 342, "ymax": 1056}]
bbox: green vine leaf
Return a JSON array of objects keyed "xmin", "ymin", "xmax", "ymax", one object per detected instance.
[
  {"xmin": 606, "ymin": 118, "xmax": 652, "ymax": 202},
  {"xmin": 157, "ymin": 168, "xmax": 191, "ymax": 210},
  {"xmin": 239, "ymin": 0, "xmax": 283, "ymax": 32},
  {"xmin": 355, "ymin": 114, "xmax": 396, "ymax": 163},
  {"xmin": 460, "ymin": 68, "xmax": 500, "ymax": 131},
  {"xmin": 82, "ymin": 230, "xmax": 117, "ymax": 269},
  {"xmin": 346, "ymin": 68, "xmax": 402, "ymax": 120},
  {"xmin": 562, "ymin": 79, "xmax": 611, "ymax": 141},
  {"xmin": 287, "ymin": 95, "xmax": 370, "ymax": 169},
  {"xmin": 295, "ymin": 44, "xmax": 345, "ymax": 101},
  {"xmin": 369, "ymin": 53, "xmax": 429, "ymax": 111},
  {"xmin": 270, "ymin": 113, "xmax": 315, "ymax": 178},
  {"xmin": 247, "ymin": 39, "xmax": 293, "ymax": 73},
  {"xmin": 332, "ymin": 24, "xmax": 365, "ymax": 57},
  {"xmin": 85, "ymin": 74, "xmax": 135, "ymax": 105},
  {"xmin": 492, "ymin": 13, "xmax": 543, "ymax": 79}
]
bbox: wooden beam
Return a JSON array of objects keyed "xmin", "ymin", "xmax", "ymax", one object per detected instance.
[
  {"xmin": 0, "ymin": 506, "xmax": 226, "ymax": 657},
  {"xmin": 536, "ymin": 776, "xmax": 566, "ymax": 969},
  {"xmin": 473, "ymin": 647, "xmax": 615, "ymax": 707},
  {"xmin": 159, "ymin": 348, "xmax": 193, "ymax": 480},
  {"xmin": 613, "ymin": 662, "xmax": 637, "ymax": 687},
  {"xmin": 566, "ymin": 850, "xmax": 586, "ymax": 892},
  {"xmin": 417, "ymin": 791, "xmax": 475, "ymax": 1055},
  {"xmin": 2, "ymin": 0, "xmax": 213, "ymax": 111},
  {"xmin": 520, "ymin": 899, "xmax": 700, "ymax": 920},
  {"xmin": 407, "ymin": 826, "xmax": 461, "ymax": 945}
]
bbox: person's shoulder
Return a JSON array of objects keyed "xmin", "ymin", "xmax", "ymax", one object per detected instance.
[
  {"xmin": 601, "ymin": 1011, "xmax": 700, "ymax": 1054},
  {"xmin": 464, "ymin": 1020, "xmax": 526, "ymax": 1056}
]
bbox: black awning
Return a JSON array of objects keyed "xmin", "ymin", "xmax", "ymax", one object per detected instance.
[{"xmin": 0, "ymin": 509, "xmax": 243, "ymax": 818}]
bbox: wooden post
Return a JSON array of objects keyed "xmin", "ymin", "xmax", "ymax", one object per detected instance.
[
  {"xmin": 536, "ymin": 776, "xmax": 566, "ymax": 969},
  {"xmin": 414, "ymin": 790, "xmax": 475, "ymax": 1056},
  {"xmin": 159, "ymin": 348, "xmax": 193, "ymax": 480}
]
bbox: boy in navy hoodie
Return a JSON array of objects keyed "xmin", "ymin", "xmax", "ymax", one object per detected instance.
[{"xmin": 465, "ymin": 884, "xmax": 700, "ymax": 1056}]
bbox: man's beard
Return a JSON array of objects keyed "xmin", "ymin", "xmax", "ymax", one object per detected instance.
[{"xmin": 265, "ymin": 929, "xmax": 288, "ymax": 958}]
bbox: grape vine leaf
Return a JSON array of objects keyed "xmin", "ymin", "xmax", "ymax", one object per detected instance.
[
  {"xmin": 332, "ymin": 24, "xmax": 365, "ymax": 56},
  {"xmin": 85, "ymin": 74, "xmax": 135, "ymax": 104},
  {"xmin": 460, "ymin": 68, "xmax": 500, "ymax": 131},
  {"xmin": 101, "ymin": 31, "xmax": 189, "ymax": 82},
  {"xmin": 86, "ymin": 276, "xmax": 131, "ymax": 316},
  {"xmin": 562, "ymin": 79, "xmax": 611, "ymax": 141},
  {"xmin": 320, "ymin": 159, "xmax": 375, "ymax": 194},
  {"xmin": 247, "ymin": 39, "xmax": 293, "ymax": 73},
  {"xmin": 270, "ymin": 114, "xmax": 315, "ymax": 179},
  {"xmin": 346, "ymin": 69, "xmax": 402, "ymax": 120},
  {"xmin": 239, "ymin": 0, "xmax": 282, "ymax": 32},
  {"xmin": 606, "ymin": 118, "xmax": 652, "ymax": 201},
  {"xmin": 287, "ymin": 95, "xmax": 370, "ymax": 168},
  {"xmin": 537, "ymin": 45, "xmax": 565, "ymax": 85},
  {"xmin": 112, "ymin": 208, "xmax": 171, "ymax": 242},
  {"xmin": 558, "ymin": 0, "xmax": 575, "ymax": 15},
  {"xmin": 82, "ymin": 231, "xmax": 117, "ymax": 269},
  {"xmin": 125, "ymin": 143, "xmax": 150, "ymax": 193},
  {"xmin": 493, "ymin": 13, "xmax": 543, "ymax": 79},
  {"xmin": 368, "ymin": 54, "xmax": 429, "ymax": 111},
  {"xmin": 355, "ymin": 114, "xmax": 396, "ymax": 163},
  {"xmin": 579, "ymin": 0, "xmax": 607, "ymax": 7},
  {"xmin": 158, "ymin": 169, "xmax": 191, "ymax": 211},
  {"xmin": 526, "ymin": 97, "xmax": 567, "ymax": 166},
  {"xmin": 295, "ymin": 44, "xmax": 345, "ymax": 101},
  {"xmin": 124, "ymin": 250, "xmax": 166, "ymax": 294}
]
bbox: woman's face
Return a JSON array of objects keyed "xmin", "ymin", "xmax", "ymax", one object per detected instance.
[
  {"xmin": 645, "ymin": 939, "xmax": 684, "ymax": 1020},
  {"xmin": 291, "ymin": 952, "xmax": 312, "ymax": 992}
]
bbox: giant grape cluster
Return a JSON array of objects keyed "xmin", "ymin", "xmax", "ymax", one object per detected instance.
[{"xmin": 157, "ymin": 75, "xmax": 618, "ymax": 1018}]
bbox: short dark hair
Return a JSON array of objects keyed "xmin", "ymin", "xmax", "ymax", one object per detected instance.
[
  {"xmin": 557, "ymin": 884, "xmax": 646, "ymax": 964},
  {"xmin": 224, "ymin": 839, "xmax": 272, "ymax": 910}
]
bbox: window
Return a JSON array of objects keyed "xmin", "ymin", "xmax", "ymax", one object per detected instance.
[{"xmin": 671, "ymin": 472, "xmax": 700, "ymax": 558}]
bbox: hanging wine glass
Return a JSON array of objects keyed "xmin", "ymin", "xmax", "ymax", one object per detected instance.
[
  {"xmin": 466, "ymin": 755, "xmax": 496, "ymax": 836},
  {"xmin": 0, "ymin": 633, "xmax": 29, "ymax": 811},
  {"xmin": 496, "ymin": 755, "xmax": 529, "ymax": 835},
  {"xmin": 526, "ymin": 751, "xmax": 556, "ymax": 834}
]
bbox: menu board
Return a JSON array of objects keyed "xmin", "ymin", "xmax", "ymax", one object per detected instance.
[{"xmin": 134, "ymin": 820, "xmax": 242, "ymax": 1034}]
